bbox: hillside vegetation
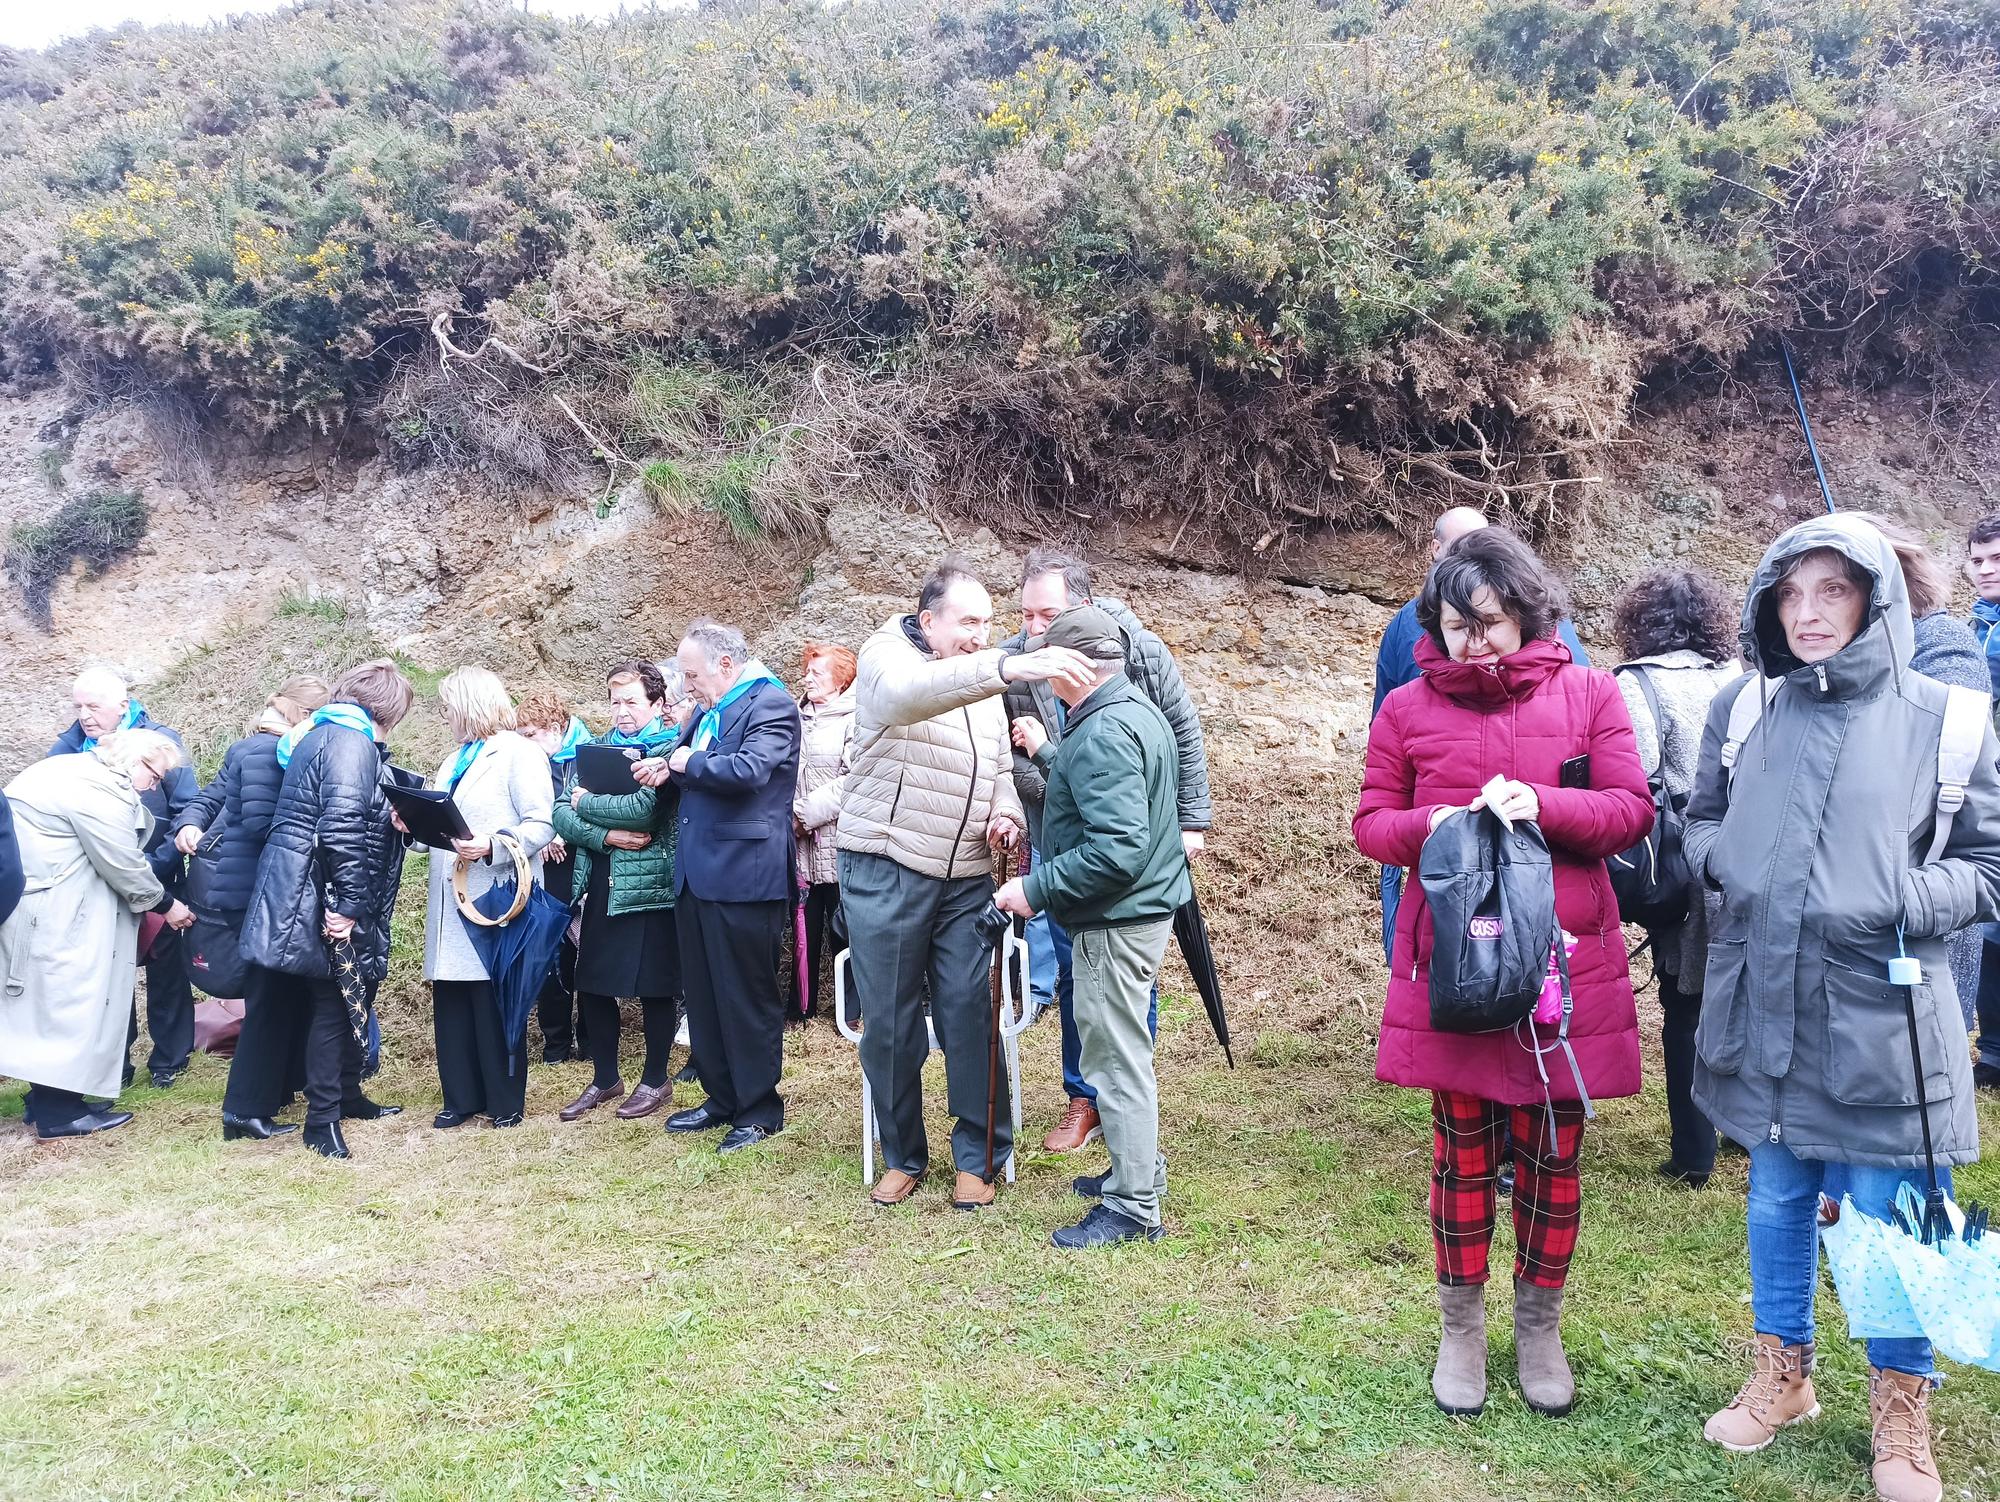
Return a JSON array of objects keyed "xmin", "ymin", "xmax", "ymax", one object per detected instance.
[{"xmin": 1, "ymin": 0, "xmax": 1997, "ymax": 547}]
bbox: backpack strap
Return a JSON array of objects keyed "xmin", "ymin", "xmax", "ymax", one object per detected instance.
[
  {"xmin": 1925, "ymin": 684, "xmax": 1991, "ymax": 863},
  {"xmin": 1719, "ymin": 673, "xmax": 1775, "ymax": 793},
  {"xmin": 1615, "ymin": 665, "xmax": 1670, "ymax": 787}
]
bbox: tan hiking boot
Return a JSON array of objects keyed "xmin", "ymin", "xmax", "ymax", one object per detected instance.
[
  {"xmin": 1704, "ymin": 1334, "xmax": 1820, "ymax": 1453},
  {"xmin": 952, "ymin": 1171, "xmax": 996, "ymax": 1210},
  {"xmin": 868, "ymin": 1169, "xmax": 923, "ymax": 1206},
  {"xmin": 1042, "ymin": 1097, "xmax": 1102, "ymax": 1154},
  {"xmin": 1869, "ymin": 1367, "xmax": 1943, "ymax": 1502}
]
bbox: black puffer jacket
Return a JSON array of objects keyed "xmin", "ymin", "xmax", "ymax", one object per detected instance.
[
  {"xmin": 241, "ymin": 722, "xmax": 411, "ymax": 982},
  {"xmin": 173, "ymin": 730, "xmax": 287, "ymax": 920}
]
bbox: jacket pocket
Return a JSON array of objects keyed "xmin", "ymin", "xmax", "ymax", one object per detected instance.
[
  {"xmin": 1694, "ymin": 938, "xmax": 1750, "ymax": 1076},
  {"xmin": 1822, "ymin": 960, "xmax": 1952, "ymax": 1108},
  {"xmin": 714, "ymin": 820, "xmax": 771, "ymax": 841}
]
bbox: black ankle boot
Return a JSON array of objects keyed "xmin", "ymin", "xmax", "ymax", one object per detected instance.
[
  {"xmin": 222, "ymin": 1112, "xmax": 299, "ymax": 1141},
  {"xmin": 340, "ymin": 1096, "xmax": 402, "ymax": 1121},
  {"xmin": 303, "ymin": 1121, "xmax": 350, "ymax": 1158}
]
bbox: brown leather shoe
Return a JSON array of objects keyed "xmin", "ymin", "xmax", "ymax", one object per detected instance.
[
  {"xmin": 952, "ymin": 1171, "xmax": 997, "ymax": 1210},
  {"xmin": 869, "ymin": 1168, "xmax": 923, "ymax": 1206},
  {"xmin": 558, "ymin": 1080, "xmax": 626, "ymax": 1122},
  {"xmin": 615, "ymin": 1082, "xmax": 672, "ymax": 1119},
  {"xmin": 1042, "ymin": 1097, "xmax": 1101, "ymax": 1154}
]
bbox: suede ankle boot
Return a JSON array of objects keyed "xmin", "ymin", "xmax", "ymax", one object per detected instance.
[
  {"xmin": 1868, "ymin": 1367, "xmax": 1942, "ymax": 1502},
  {"xmin": 1704, "ymin": 1334, "xmax": 1819, "ymax": 1453},
  {"xmin": 1432, "ymin": 1283, "xmax": 1487, "ymax": 1415},
  {"xmin": 1512, "ymin": 1278, "xmax": 1574, "ymax": 1416}
]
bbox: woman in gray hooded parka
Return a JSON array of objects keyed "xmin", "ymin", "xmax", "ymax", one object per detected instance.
[{"xmin": 1683, "ymin": 514, "xmax": 2000, "ymax": 1502}]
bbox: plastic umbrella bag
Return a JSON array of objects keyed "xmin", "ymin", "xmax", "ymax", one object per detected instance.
[{"xmin": 1821, "ymin": 1187, "xmax": 2000, "ymax": 1371}]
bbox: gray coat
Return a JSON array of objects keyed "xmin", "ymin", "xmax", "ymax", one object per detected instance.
[
  {"xmin": 1684, "ymin": 515, "xmax": 2000, "ymax": 1168},
  {"xmin": 1614, "ymin": 650, "xmax": 1735, "ymax": 983},
  {"xmin": 1909, "ymin": 609, "xmax": 1991, "ymax": 1023},
  {"xmin": 419, "ymin": 732, "xmax": 556, "ymax": 983},
  {"xmin": 1001, "ymin": 594, "xmax": 1212, "ymax": 843}
]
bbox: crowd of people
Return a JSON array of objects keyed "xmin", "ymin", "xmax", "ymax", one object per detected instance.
[{"xmin": 2, "ymin": 511, "xmax": 1998, "ymax": 1499}]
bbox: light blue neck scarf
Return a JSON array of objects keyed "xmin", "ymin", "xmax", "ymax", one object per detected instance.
[
  {"xmin": 549, "ymin": 716, "xmax": 591, "ymax": 765},
  {"xmin": 693, "ymin": 663, "xmax": 784, "ymax": 751},
  {"xmin": 79, "ymin": 697, "xmax": 145, "ymax": 753},
  {"xmin": 276, "ymin": 702, "xmax": 377, "ymax": 769}
]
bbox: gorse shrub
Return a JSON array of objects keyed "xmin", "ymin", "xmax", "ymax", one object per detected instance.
[
  {"xmin": 2, "ymin": 0, "xmax": 1996, "ymax": 547},
  {"xmin": 5, "ymin": 490, "xmax": 149, "ymax": 629}
]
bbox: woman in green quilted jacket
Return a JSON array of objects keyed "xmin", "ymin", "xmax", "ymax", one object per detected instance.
[{"xmin": 550, "ymin": 660, "xmax": 683, "ymax": 1122}]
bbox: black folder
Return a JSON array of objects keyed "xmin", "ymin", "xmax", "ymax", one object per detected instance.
[
  {"xmin": 575, "ymin": 742, "xmax": 647, "ymax": 796},
  {"xmin": 383, "ymin": 783, "xmax": 474, "ymax": 850}
]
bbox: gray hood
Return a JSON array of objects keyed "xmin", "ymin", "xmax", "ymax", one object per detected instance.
[{"xmin": 1740, "ymin": 513, "xmax": 1914, "ymax": 691}]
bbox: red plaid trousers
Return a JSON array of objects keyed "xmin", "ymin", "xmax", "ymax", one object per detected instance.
[{"xmin": 1430, "ymin": 1090, "xmax": 1587, "ymax": 1290}]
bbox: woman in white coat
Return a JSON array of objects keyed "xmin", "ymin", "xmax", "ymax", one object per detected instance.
[
  {"xmin": 421, "ymin": 668, "xmax": 555, "ymax": 1129},
  {"xmin": 1, "ymin": 730, "xmax": 194, "ymax": 1139}
]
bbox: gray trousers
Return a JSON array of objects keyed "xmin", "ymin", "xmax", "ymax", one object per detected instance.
[
  {"xmin": 841, "ymin": 850, "xmax": 1013, "ymax": 1179},
  {"xmin": 1072, "ymin": 919, "xmax": 1173, "ymax": 1227}
]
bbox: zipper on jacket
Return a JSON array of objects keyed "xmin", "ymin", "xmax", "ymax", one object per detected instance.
[
  {"xmin": 946, "ymin": 706, "xmax": 979, "ymax": 881},
  {"xmin": 1813, "ymin": 665, "xmax": 1828, "ymax": 694}
]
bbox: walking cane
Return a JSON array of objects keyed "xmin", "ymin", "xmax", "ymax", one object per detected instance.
[{"xmin": 983, "ymin": 845, "xmax": 1016, "ymax": 1182}]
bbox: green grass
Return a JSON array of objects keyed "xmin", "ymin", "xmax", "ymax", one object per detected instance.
[{"xmin": 1, "ymin": 1001, "xmax": 1995, "ymax": 1502}]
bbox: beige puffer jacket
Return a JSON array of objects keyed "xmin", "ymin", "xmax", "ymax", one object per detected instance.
[{"xmin": 836, "ymin": 615, "xmax": 1025, "ymax": 881}]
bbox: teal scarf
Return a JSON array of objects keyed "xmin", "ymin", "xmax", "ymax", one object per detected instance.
[
  {"xmin": 276, "ymin": 702, "xmax": 377, "ymax": 769},
  {"xmin": 78, "ymin": 698, "xmax": 145, "ymax": 754},
  {"xmin": 445, "ymin": 739, "xmax": 485, "ymax": 793},
  {"xmin": 693, "ymin": 664, "xmax": 785, "ymax": 751},
  {"xmin": 549, "ymin": 716, "xmax": 591, "ymax": 766},
  {"xmin": 606, "ymin": 716, "xmax": 673, "ymax": 756}
]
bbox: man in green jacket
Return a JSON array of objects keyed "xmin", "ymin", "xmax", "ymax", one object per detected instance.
[{"xmin": 996, "ymin": 605, "xmax": 1192, "ymax": 1247}]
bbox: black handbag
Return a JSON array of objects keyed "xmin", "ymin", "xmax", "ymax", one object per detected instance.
[
  {"xmin": 186, "ymin": 912, "xmax": 250, "ymax": 997},
  {"xmin": 1607, "ymin": 666, "xmax": 1692, "ymax": 928},
  {"xmin": 1418, "ymin": 808, "xmax": 1558, "ymax": 1034}
]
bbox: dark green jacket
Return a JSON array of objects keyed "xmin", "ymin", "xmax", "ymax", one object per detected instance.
[
  {"xmin": 1023, "ymin": 676, "xmax": 1191, "ymax": 930},
  {"xmin": 550, "ymin": 755, "xmax": 678, "ymax": 917}
]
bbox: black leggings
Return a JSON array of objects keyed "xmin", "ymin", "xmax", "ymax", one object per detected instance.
[
  {"xmin": 801, "ymin": 881, "xmax": 842, "ymax": 1018},
  {"xmin": 578, "ymin": 993, "xmax": 679, "ymax": 1091},
  {"xmin": 1659, "ymin": 971, "xmax": 1717, "ymax": 1175}
]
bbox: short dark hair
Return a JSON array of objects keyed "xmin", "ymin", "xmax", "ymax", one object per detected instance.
[
  {"xmin": 1970, "ymin": 514, "xmax": 2000, "ymax": 549},
  {"xmin": 1416, "ymin": 527, "xmax": 1568, "ymax": 651},
  {"xmin": 1021, "ymin": 547, "xmax": 1093, "ymax": 603},
  {"xmin": 605, "ymin": 658, "xmax": 666, "ymax": 704},
  {"xmin": 1613, "ymin": 567, "xmax": 1736, "ymax": 662},
  {"xmin": 918, "ymin": 557, "xmax": 982, "ymax": 616}
]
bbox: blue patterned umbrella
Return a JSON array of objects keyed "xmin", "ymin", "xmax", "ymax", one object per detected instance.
[{"xmin": 461, "ymin": 878, "xmax": 569, "ymax": 1076}]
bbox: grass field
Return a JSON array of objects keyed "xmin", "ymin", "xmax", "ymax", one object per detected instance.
[{"xmin": 1, "ymin": 987, "xmax": 1995, "ymax": 1502}]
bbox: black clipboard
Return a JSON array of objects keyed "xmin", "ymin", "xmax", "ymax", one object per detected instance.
[
  {"xmin": 383, "ymin": 783, "xmax": 474, "ymax": 850},
  {"xmin": 575, "ymin": 742, "xmax": 646, "ymax": 796}
]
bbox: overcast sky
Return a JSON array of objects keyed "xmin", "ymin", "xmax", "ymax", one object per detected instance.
[{"xmin": 2, "ymin": 0, "xmax": 659, "ymax": 52}]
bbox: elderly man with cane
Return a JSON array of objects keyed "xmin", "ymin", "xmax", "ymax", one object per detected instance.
[
  {"xmin": 996, "ymin": 605, "xmax": 1191, "ymax": 1247},
  {"xmin": 839, "ymin": 559, "xmax": 1096, "ymax": 1210}
]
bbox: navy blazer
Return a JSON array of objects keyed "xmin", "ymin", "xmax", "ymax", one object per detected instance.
[
  {"xmin": 671, "ymin": 679, "xmax": 802, "ymax": 904},
  {"xmin": 0, "ymin": 791, "xmax": 23, "ymax": 928}
]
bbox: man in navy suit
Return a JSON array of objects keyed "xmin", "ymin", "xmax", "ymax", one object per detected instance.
[{"xmin": 645, "ymin": 619, "xmax": 802, "ymax": 1153}]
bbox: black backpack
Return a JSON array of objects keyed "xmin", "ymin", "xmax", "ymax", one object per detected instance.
[
  {"xmin": 1418, "ymin": 808, "xmax": 1557, "ymax": 1034},
  {"xmin": 1606, "ymin": 666, "xmax": 1691, "ymax": 929}
]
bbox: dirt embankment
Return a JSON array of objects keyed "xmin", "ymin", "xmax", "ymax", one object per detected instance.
[{"xmin": 3, "ymin": 355, "xmax": 1996, "ymax": 1022}]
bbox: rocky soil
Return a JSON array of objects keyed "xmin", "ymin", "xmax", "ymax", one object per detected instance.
[{"xmin": 3, "ymin": 353, "xmax": 1996, "ymax": 1018}]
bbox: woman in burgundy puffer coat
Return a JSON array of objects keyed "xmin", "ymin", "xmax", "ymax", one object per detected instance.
[{"xmin": 1354, "ymin": 526, "xmax": 1654, "ymax": 1422}]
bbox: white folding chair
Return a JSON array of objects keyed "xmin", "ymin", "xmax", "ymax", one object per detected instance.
[{"xmin": 834, "ymin": 931, "xmax": 1034, "ymax": 1187}]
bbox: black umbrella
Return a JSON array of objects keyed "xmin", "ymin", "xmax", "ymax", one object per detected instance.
[
  {"xmin": 1172, "ymin": 886, "xmax": 1234, "ymax": 1068},
  {"xmin": 327, "ymin": 933, "xmax": 371, "ymax": 1047},
  {"xmin": 462, "ymin": 878, "xmax": 570, "ymax": 1077}
]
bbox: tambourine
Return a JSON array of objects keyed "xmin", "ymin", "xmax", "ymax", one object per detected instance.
[{"xmin": 452, "ymin": 829, "xmax": 532, "ymax": 927}]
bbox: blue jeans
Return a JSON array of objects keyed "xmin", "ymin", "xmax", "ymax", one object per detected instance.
[
  {"xmin": 1747, "ymin": 1142, "xmax": 1949, "ymax": 1376},
  {"xmin": 1032, "ymin": 848, "xmax": 1157, "ymax": 1102},
  {"xmin": 1975, "ymin": 937, "xmax": 2000, "ymax": 1069},
  {"xmin": 1380, "ymin": 865, "xmax": 1403, "ymax": 965}
]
